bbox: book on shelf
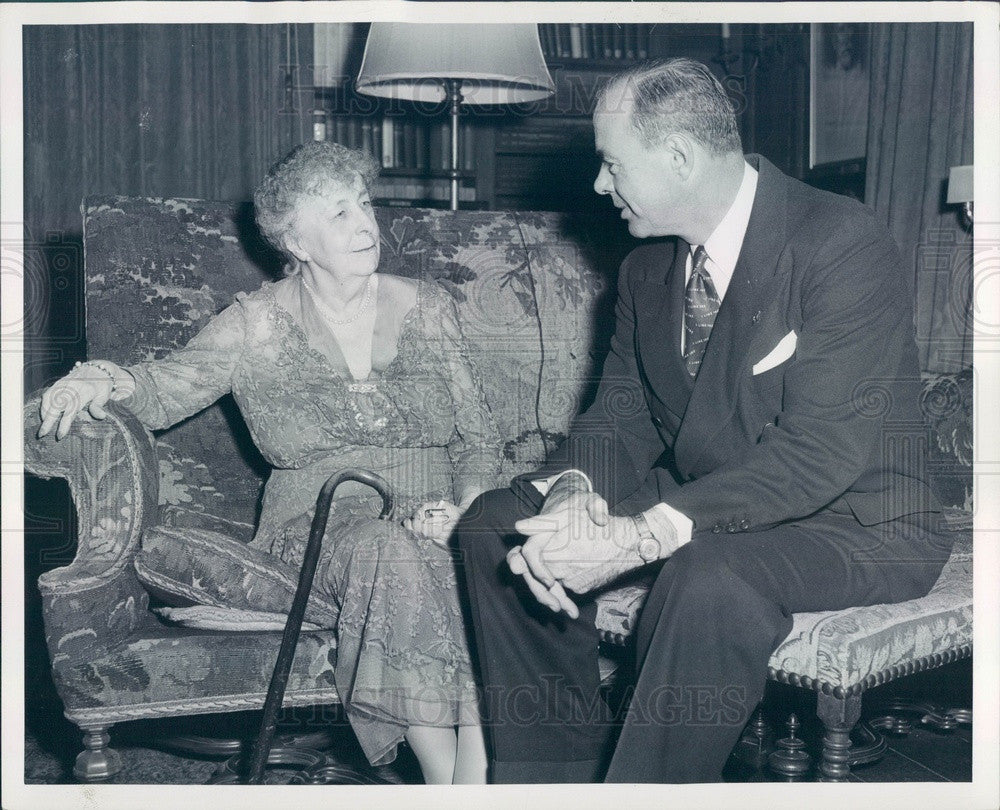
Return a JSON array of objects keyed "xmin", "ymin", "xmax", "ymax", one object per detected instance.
[
  {"xmin": 569, "ymin": 23, "xmax": 583, "ymax": 59},
  {"xmin": 361, "ymin": 120, "xmax": 374, "ymax": 156},
  {"xmin": 403, "ymin": 121, "xmax": 417, "ymax": 169},
  {"xmin": 637, "ymin": 26, "xmax": 649, "ymax": 59},
  {"xmin": 394, "ymin": 120, "xmax": 404, "ymax": 170},
  {"xmin": 462, "ymin": 123, "xmax": 475, "ymax": 172},
  {"xmin": 414, "ymin": 124, "xmax": 427, "ymax": 171},
  {"xmin": 623, "ymin": 25, "xmax": 634, "ymax": 60},
  {"xmin": 554, "ymin": 24, "xmax": 567, "ymax": 58},
  {"xmin": 381, "ymin": 116, "xmax": 394, "ymax": 167}
]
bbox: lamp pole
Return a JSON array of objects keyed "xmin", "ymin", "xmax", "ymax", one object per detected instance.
[{"xmin": 446, "ymin": 78, "xmax": 463, "ymax": 211}]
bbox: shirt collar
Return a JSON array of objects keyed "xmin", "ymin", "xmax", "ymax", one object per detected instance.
[{"xmin": 689, "ymin": 160, "xmax": 759, "ymax": 300}]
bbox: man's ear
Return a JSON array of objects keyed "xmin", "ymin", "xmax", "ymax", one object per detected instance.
[{"xmin": 663, "ymin": 133, "xmax": 695, "ymax": 181}]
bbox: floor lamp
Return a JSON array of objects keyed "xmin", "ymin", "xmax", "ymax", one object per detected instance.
[{"xmin": 355, "ymin": 23, "xmax": 555, "ymax": 210}]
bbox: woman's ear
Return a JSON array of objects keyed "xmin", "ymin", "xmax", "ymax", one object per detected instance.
[{"xmin": 284, "ymin": 232, "xmax": 310, "ymax": 264}]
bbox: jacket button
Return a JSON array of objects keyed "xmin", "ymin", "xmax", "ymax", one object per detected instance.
[
  {"xmin": 712, "ymin": 524, "xmax": 722, "ymax": 534},
  {"xmin": 739, "ymin": 519, "xmax": 750, "ymax": 530},
  {"xmin": 651, "ymin": 416, "xmax": 663, "ymax": 428},
  {"xmin": 726, "ymin": 523, "xmax": 737, "ymax": 533}
]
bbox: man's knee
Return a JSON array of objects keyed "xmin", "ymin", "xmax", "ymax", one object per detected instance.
[
  {"xmin": 654, "ymin": 538, "xmax": 757, "ymax": 604},
  {"xmin": 459, "ymin": 487, "xmax": 514, "ymax": 529},
  {"xmin": 454, "ymin": 487, "xmax": 524, "ymax": 567}
]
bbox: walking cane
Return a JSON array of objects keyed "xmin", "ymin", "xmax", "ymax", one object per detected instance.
[{"xmin": 245, "ymin": 468, "xmax": 395, "ymax": 784}]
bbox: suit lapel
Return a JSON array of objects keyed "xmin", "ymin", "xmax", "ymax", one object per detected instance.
[
  {"xmin": 634, "ymin": 239, "xmax": 692, "ymax": 417},
  {"xmin": 672, "ymin": 156, "xmax": 791, "ymax": 477}
]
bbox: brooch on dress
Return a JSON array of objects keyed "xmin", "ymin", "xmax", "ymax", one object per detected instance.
[{"xmin": 348, "ymin": 381, "xmax": 378, "ymax": 394}]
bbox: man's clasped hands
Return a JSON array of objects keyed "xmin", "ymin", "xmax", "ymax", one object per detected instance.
[{"xmin": 507, "ymin": 473, "xmax": 649, "ymax": 620}]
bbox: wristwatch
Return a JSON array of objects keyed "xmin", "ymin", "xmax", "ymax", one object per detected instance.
[{"xmin": 631, "ymin": 512, "xmax": 662, "ymax": 563}]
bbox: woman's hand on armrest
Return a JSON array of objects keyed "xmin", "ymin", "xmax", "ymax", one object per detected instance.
[{"xmin": 38, "ymin": 360, "xmax": 135, "ymax": 440}]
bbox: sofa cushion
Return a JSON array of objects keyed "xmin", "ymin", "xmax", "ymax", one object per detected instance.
[{"xmin": 134, "ymin": 525, "xmax": 339, "ymax": 628}]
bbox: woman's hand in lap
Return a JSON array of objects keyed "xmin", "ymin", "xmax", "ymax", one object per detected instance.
[{"xmin": 403, "ymin": 501, "xmax": 463, "ymax": 547}]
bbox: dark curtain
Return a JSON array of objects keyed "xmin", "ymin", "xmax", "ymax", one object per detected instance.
[
  {"xmin": 865, "ymin": 22, "xmax": 973, "ymax": 372},
  {"xmin": 23, "ymin": 23, "xmax": 313, "ymax": 392}
]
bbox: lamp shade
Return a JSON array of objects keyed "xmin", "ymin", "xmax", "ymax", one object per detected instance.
[
  {"xmin": 356, "ymin": 23, "xmax": 555, "ymax": 105},
  {"xmin": 946, "ymin": 165, "xmax": 974, "ymax": 204}
]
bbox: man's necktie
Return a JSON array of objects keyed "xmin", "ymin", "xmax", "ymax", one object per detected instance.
[{"xmin": 683, "ymin": 246, "xmax": 721, "ymax": 378}]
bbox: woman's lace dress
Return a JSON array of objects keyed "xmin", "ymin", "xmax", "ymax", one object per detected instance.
[{"xmin": 124, "ymin": 276, "xmax": 501, "ymax": 766}]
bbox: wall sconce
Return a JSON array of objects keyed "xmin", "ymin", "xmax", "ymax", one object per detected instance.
[{"xmin": 947, "ymin": 164, "xmax": 973, "ymax": 230}]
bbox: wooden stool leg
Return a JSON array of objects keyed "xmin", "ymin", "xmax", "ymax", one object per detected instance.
[
  {"xmin": 817, "ymin": 693, "xmax": 861, "ymax": 782},
  {"xmin": 74, "ymin": 724, "xmax": 122, "ymax": 782}
]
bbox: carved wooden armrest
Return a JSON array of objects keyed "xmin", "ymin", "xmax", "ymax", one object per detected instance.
[{"xmin": 24, "ymin": 394, "xmax": 160, "ymax": 665}]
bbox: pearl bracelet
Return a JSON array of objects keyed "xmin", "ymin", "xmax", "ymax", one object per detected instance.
[{"xmin": 73, "ymin": 360, "xmax": 118, "ymax": 392}]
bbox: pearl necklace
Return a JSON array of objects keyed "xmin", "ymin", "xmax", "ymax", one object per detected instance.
[{"xmin": 301, "ymin": 276, "xmax": 374, "ymax": 326}]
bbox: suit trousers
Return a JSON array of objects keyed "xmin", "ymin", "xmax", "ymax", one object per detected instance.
[{"xmin": 454, "ymin": 485, "xmax": 952, "ymax": 783}]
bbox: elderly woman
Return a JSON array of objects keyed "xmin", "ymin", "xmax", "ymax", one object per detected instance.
[{"xmin": 37, "ymin": 141, "xmax": 499, "ymax": 784}]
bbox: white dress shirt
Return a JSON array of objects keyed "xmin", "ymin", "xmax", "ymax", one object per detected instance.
[
  {"xmin": 681, "ymin": 160, "xmax": 758, "ymax": 352},
  {"xmin": 537, "ymin": 160, "xmax": 760, "ymax": 556}
]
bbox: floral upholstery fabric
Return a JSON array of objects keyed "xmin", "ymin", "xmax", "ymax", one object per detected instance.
[
  {"xmin": 54, "ymin": 619, "xmax": 341, "ymax": 725},
  {"xmin": 920, "ymin": 368, "xmax": 973, "ymax": 510},
  {"xmin": 768, "ymin": 531, "xmax": 972, "ymax": 687}
]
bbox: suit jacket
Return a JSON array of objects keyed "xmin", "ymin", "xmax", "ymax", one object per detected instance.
[{"xmin": 533, "ymin": 155, "xmax": 938, "ymax": 537}]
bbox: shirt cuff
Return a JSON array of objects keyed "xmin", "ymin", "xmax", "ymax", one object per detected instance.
[
  {"xmin": 644, "ymin": 502, "xmax": 694, "ymax": 550},
  {"xmin": 530, "ymin": 469, "xmax": 594, "ymax": 497}
]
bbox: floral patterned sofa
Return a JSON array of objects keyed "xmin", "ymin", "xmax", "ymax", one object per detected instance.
[{"xmin": 23, "ymin": 196, "xmax": 973, "ymax": 782}]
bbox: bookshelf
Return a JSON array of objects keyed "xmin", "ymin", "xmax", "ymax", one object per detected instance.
[
  {"xmin": 313, "ymin": 90, "xmax": 485, "ymax": 208},
  {"xmin": 538, "ymin": 23, "xmax": 652, "ymax": 62}
]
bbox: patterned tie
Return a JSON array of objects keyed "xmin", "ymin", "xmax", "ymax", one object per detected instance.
[{"xmin": 683, "ymin": 246, "xmax": 721, "ymax": 379}]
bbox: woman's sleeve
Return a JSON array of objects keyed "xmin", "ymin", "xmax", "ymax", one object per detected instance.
[
  {"xmin": 122, "ymin": 296, "xmax": 249, "ymax": 431},
  {"xmin": 435, "ymin": 288, "xmax": 503, "ymax": 497}
]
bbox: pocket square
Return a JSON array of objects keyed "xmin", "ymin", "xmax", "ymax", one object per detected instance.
[{"xmin": 752, "ymin": 330, "xmax": 797, "ymax": 375}]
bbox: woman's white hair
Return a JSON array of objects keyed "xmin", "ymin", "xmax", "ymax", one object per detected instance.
[{"xmin": 254, "ymin": 141, "xmax": 380, "ymax": 271}]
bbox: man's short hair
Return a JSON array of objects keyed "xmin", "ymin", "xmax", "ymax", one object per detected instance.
[{"xmin": 600, "ymin": 58, "xmax": 742, "ymax": 154}]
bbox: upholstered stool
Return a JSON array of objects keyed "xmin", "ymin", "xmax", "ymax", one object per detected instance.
[{"xmin": 593, "ymin": 511, "xmax": 973, "ymax": 781}]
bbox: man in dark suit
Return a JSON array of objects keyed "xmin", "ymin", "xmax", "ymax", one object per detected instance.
[{"xmin": 454, "ymin": 58, "xmax": 951, "ymax": 783}]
